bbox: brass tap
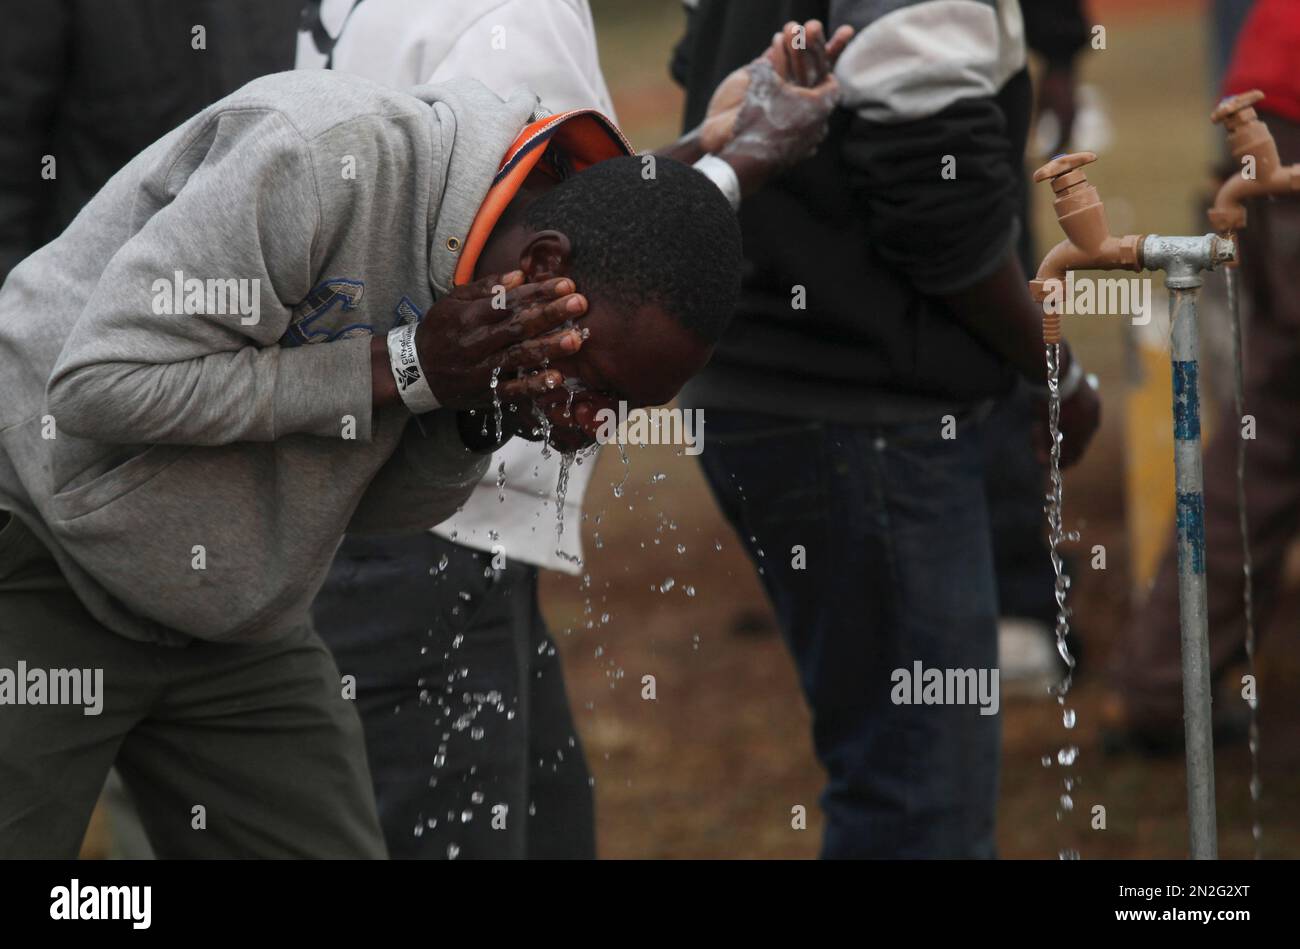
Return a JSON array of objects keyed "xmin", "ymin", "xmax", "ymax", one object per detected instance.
[
  {"xmin": 1209, "ymin": 90, "xmax": 1300, "ymax": 235},
  {"xmin": 1028, "ymin": 152, "xmax": 1146, "ymax": 344}
]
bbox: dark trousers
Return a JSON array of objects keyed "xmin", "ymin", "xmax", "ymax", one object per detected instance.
[
  {"xmin": 313, "ymin": 532, "xmax": 594, "ymax": 859},
  {"xmin": 1113, "ymin": 124, "xmax": 1300, "ymax": 724},
  {"xmin": 983, "ymin": 380, "xmax": 1059, "ymax": 626},
  {"xmin": 0, "ymin": 513, "xmax": 384, "ymax": 859},
  {"xmin": 697, "ymin": 409, "xmax": 1001, "ymax": 858}
]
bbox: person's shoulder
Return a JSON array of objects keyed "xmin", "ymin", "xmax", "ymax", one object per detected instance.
[{"xmin": 221, "ymin": 70, "xmax": 431, "ymax": 142}]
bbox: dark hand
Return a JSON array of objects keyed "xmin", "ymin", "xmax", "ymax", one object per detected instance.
[
  {"xmin": 1038, "ymin": 65, "xmax": 1078, "ymax": 156},
  {"xmin": 699, "ymin": 19, "xmax": 854, "ymax": 193},
  {"xmin": 415, "ymin": 271, "xmax": 588, "ymax": 409}
]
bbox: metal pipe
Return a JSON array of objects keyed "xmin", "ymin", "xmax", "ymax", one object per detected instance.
[
  {"xmin": 1031, "ymin": 150, "xmax": 1238, "ymax": 858},
  {"xmin": 1142, "ymin": 234, "xmax": 1234, "ymax": 859}
]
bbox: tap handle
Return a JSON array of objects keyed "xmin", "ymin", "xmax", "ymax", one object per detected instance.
[
  {"xmin": 1212, "ymin": 90, "xmax": 1265, "ymax": 127},
  {"xmin": 1032, "ymin": 151, "xmax": 1098, "ymax": 185}
]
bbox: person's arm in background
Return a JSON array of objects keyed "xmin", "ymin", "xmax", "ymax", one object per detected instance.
[
  {"xmin": 830, "ymin": 0, "xmax": 1099, "ymax": 465},
  {"xmin": 419, "ymin": 0, "xmax": 851, "ymax": 209},
  {"xmin": 1023, "ymin": 0, "xmax": 1091, "ymax": 155},
  {"xmin": 664, "ymin": 20, "xmax": 852, "ymax": 206},
  {"xmin": 0, "ymin": 0, "xmax": 68, "ymax": 283}
]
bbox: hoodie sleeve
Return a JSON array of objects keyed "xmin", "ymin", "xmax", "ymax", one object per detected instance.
[
  {"xmin": 45, "ymin": 106, "xmax": 377, "ymax": 446},
  {"xmin": 830, "ymin": 0, "xmax": 1027, "ymax": 294},
  {"xmin": 347, "ymin": 409, "xmax": 490, "ymax": 534}
]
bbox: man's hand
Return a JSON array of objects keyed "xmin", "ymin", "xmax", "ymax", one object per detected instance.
[
  {"xmin": 499, "ymin": 387, "xmax": 614, "ymax": 454},
  {"xmin": 698, "ymin": 19, "xmax": 854, "ymax": 194},
  {"xmin": 1033, "ymin": 375, "xmax": 1101, "ymax": 470},
  {"xmin": 1037, "ymin": 64, "xmax": 1079, "ymax": 157},
  {"xmin": 371, "ymin": 271, "xmax": 588, "ymax": 411}
]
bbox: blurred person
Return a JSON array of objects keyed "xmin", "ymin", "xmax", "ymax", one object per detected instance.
[
  {"xmin": 0, "ymin": 0, "xmax": 305, "ymax": 858},
  {"xmin": 672, "ymin": 0, "xmax": 1103, "ymax": 857},
  {"xmin": 0, "ymin": 0, "xmax": 302, "ymax": 284},
  {"xmin": 297, "ymin": 0, "xmax": 851, "ymax": 858},
  {"xmin": 0, "ymin": 62, "xmax": 759, "ymax": 855},
  {"xmin": 1104, "ymin": 0, "xmax": 1300, "ymax": 753}
]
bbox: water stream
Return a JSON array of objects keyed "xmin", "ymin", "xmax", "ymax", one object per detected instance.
[
  {"xmin": 1226, "ymin": 266, "xmax": 1262, "ymax": 857},
  {"xmin": 1045, "ymin": 342, "xmax": 1081, "ymax": 859}
]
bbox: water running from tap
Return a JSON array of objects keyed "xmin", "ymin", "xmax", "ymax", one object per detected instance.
[
  {"xmin": 1045, "ymin": 342, "xmax": 1082, "ymax": 859},
  {"xmin": 1226, "ymin": 266, "xmax": 1262, "ymax": 857}
]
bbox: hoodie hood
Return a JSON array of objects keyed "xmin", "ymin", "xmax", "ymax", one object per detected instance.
[{"xmin": 409, "ymin": 78, "xmax": 540, "ymax": 296}]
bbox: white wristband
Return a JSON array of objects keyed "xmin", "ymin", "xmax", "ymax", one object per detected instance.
[
  {"xmin": 386, "ymin": 323, "xmax": 441, "ymax": 414},
  {"xmin": 693, "ymin": 154, "xmax": 742, "ymax": 212}
]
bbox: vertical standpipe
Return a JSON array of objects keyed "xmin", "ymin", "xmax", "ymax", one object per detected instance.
[
  {"xmin": 1168, "ymin": 284, "xmax": 1218, "ymax": 860},
  {"xmin": 1144, "ymin": 233, "xmax": 1235, "ymax": 859}
]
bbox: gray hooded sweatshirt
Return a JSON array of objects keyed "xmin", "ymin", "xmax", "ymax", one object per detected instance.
[{"xmin": 0, "ymin": 70, "xmax": 540, "ymax": 645}]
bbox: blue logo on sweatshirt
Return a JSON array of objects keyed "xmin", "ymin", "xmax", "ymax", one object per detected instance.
[
  {"xmin": 282, "ymin": 278, "xmax": 368, "ymax": 347},
  {"xmin": 281, "ymin": 280, "xmax": 428, "ymax": 348}
]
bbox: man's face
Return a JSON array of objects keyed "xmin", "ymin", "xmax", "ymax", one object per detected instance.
[{"xmin": 527, "ymin": 299, "xmax": 713, "ymax": 452}]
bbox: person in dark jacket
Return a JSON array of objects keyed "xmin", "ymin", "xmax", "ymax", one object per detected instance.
[
  {"xmin": 0, "ymin": 0, "xmax": 303, "ymax": 857},
  {"xmin": 0, "ymin": 0, "xmax": 302, "ymax": 284},
  {"xmin": 673, "ymin": 0, "xmax": 1102, "ymax": 857}
]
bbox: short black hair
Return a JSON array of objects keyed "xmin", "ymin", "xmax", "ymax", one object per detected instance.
[{"xmin": 524, "ymin": 155, "xmax": 741, "ymax": 342}]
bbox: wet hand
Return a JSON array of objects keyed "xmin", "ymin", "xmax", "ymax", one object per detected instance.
[
  {"xmin": 699, "ymin": 18, "xmax": 854, "ymax": 169},
  {"xmin": 414, "ymin": 271, "xmax": 588, "ymax": 409}
]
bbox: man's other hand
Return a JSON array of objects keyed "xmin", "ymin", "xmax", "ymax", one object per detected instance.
[{"xmin": 699, "ymin": 18, "xmax": 854, "ymax": 194}]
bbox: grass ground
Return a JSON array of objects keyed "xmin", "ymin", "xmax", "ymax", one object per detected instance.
[{"xmin": 539, "ymin": 0, "xmax": 1300, "ymax": 858}]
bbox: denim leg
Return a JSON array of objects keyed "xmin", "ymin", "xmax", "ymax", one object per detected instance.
[{"xmin": 698, "ymin": 410, "xmax": 1000, "ymax": 858}]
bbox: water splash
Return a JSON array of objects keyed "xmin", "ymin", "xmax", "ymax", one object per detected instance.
[
  {"xmin": 532, "ymin": 402, "xmax": 553, "ymax": 460},
  {"xmin": 1226, "ymin": 266, "xmax": 1262, "ymax": 857},
  {"xmin": 613, "ymin": 443, "xmax": 631, "ymax": 499},
  {"xmin": 489, "ymin": 366, "xmax": 503, "ymax": 443},
  {"xmin": 1045, "ymin": 343, "xmax": 1082, "ymax": 858},
  {"xmin": 554, "ymin": 450, "xmax": 578, "ymax": 565}
]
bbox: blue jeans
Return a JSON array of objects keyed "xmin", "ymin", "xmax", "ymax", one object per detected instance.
[{"xmin": 698, "ymin": 409, "xmax": 1001, "ymax": 858}]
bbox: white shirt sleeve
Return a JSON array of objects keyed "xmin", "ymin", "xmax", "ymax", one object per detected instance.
[
  {"xmin": 301, "ymin": 0, "xmax": 616, "ymax": 122},
  {"xmin": 423, "ymin": 0, "xmax": 617, "ymax": 119}
]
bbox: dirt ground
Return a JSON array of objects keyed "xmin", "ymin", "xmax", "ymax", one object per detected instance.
[{"xmin": 538, "ymin": 0, "xmax": 1300, "ymax": 859}]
